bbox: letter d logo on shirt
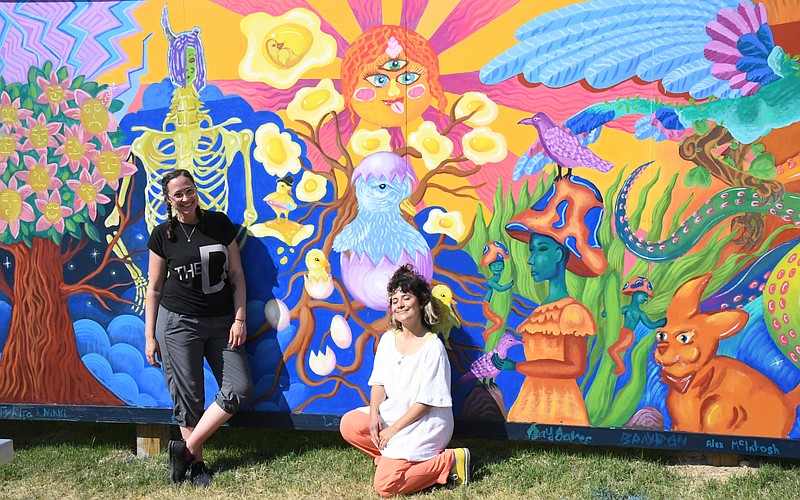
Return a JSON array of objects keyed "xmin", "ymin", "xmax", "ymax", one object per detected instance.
[{"xmin": 199, "ymin": 244, "xmax": 229, "ymax": 294}]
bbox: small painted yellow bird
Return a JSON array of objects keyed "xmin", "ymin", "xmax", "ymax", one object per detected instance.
[
  {"xmin": 431, "ymin": 283, "xmax": 461, "ymax": 349},
  {"xmin": 264, "ymin": 175, "xmax": 297, "ymax": 219},
  {"xmin": 305, "ymin": 249, "xmax": 331, "ymax": 281},
  {"xmin": 304, "ymin": 249, "xmax": 333, "ymax": 299}
]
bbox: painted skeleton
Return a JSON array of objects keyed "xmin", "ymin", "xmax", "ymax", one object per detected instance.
[{"xmin": 131, "ymin": 86, "xmax": 256, "ymax": 232}]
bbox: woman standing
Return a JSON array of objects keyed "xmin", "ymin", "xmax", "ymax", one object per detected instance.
[
  {"xmin": 340, "ymin": 265, "xmax": 470, "ymax": 497},
  {"xmin": 145, "ymin": 169, "xmax": 253, "ymax": 487}
]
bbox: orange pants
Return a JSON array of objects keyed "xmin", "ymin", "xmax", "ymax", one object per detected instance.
[{"xmin": 339, "ymin": 409, "xmax": 454, "ymax": 498}]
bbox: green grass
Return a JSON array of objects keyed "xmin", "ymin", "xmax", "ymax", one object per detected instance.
[{"xmin": 1, "ymin": 421, "xmax": 799, "ymax": 499}]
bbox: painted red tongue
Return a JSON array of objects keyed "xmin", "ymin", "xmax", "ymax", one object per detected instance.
[{"xmin": 391, "ymin": 101, "xmax": 405, "ymax": 114}]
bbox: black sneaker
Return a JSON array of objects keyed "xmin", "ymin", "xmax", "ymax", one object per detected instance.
[
  {"xmin": 168, "ymin": 439, "xmax": 194, "ymax": 483},
  {"xmin": 190, "ymin": 461, "xmax": 213, "ymax": 488}
]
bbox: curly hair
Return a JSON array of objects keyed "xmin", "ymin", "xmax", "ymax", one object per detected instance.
[
  {"xmin": 387, "ymin": 264, "xmax": 439, "ymax": 329},
  {"xmin": 341, "ymin": 25, "xmax": 446, "ymax": 124}
]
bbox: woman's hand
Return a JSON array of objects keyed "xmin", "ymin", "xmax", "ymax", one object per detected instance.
[
  {"xmin": 377, "ymin": 425, "xmax": 399, "ymax": 450},
  {"xmin": 369, "ymin": 412, "xmax": 387, "ymax": 448},
  {"xmin": 229, "ymin": 319, "xmax": 247, "ymax": 349},
  {"xmin": 145, "ymin": 337, "xmax": 161, "ymax": 367}
]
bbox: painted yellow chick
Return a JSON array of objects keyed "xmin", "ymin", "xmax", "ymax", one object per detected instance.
[
  {"xmin": 304, "ymin": 248, "xmax": 333, "ymax": 299},
  {"xmin": 264, "ymin": 174, "xmax": 297, "ymax": 219},
  {"xmin": 431, "ymin": 283, "xmax": 461, "ymax": 349}
]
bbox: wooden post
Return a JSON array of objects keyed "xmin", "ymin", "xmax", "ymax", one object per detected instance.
[
  {"xmin": 136, "ymin": 424, "xmax": 170, "ymax": 457},
  {"xmin": 0, "ymin": 439, "xmax": 13, "ymax": 466},
  {"xmin": 705, "ymin": 452, "xmax": 740, "ymax": 466}
]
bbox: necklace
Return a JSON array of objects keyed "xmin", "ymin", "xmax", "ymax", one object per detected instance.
[
  {"xmin": 179, "ymin": 222, "xmax": 197, "ymax": 243},
  {"xmin": 397, "ymin": 355, "xmax": 405, "ymax": 365}
]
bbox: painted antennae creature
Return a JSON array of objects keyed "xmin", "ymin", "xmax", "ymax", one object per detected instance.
[
  {"xmin": 607, "ymin": 276, "xmax": 667, "ymax": 376},
  {"xmin": 161, "ymin": 3, "xmax": 207, "ymax": 91},
  {"xmin": 480, "ymin": 241, "xmax": 514, "ymax": 361}
]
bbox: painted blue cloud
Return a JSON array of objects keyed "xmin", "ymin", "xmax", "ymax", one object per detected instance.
[
  {"xmin": 82, "ymin": 353, "xmax": 114, "ymax": 387},
  {"xmin": 108, "ymin": 343, "xmax": 145, "ymax": 378},
  {"xmin": 75, "ymin": 319, "xmax": 111, "ymax": 357},
  {"xmin": 108, "ymin": 315, "xmax": 146, "ymax": 353}
]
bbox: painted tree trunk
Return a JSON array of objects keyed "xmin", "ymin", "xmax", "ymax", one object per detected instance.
[{"xmin": 0, "ymin": 239, "xmax": 123, "ymax": 405}]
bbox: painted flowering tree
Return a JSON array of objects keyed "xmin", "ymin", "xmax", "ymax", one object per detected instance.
[{"xmin": 0, "ymin": 62, "xmax": 138, "ymax": 404}]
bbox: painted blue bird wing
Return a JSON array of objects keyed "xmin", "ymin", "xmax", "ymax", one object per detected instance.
[{"xmin": 480, "ymin": 0, "xmax": 784, "ymax": 100}]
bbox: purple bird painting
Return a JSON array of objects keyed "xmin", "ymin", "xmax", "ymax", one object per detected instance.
[
  {"xmin": 519, "ymin": 111, "xmax": 613, "ymax": 180},
  {"xmin": 456, "ymin": 333, "xmax": 522, "ymax": 388}
]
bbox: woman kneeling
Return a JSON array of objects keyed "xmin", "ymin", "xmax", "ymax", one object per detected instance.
[{"xmin": 340, "ymin": 265, "xmax": 470, "ymax": 497}]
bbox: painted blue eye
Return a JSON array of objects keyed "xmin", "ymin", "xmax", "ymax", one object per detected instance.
[
  {"xmin": 397, "ymin": 72, "xmax": 420, "ymax": 85},
  {"xmin": 378, "ymin": 183, "xmax": 387, "ymax": 189},
  {"xmin": 366, "ymin": 74, "xmax": 389, "ymax": 87},
  {"xmin": 381, "ymin": 59, "xmax": 407, "ymax": 71}
]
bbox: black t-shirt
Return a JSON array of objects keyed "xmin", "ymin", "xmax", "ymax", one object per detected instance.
[{"xmin": 147, "ymin": 210, "xmax": 238, "ymax": 316}]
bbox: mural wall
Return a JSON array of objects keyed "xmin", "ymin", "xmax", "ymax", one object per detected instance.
[{"xmin": 1, "ymin": 0, "xmax": 800, "ymax": 456}]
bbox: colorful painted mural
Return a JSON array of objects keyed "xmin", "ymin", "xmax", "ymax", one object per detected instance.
[{"xmin": 1, "ymin": 0, "xmax": 800, "ymax": 455}]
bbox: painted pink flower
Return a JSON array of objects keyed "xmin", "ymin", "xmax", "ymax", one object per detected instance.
[
  {"xmin": 67, "ymin": 168, "xmax": 109, "ymax": 221},
  {"xmin": 0, "ymin": 130, "xmax": 22, "ymax": 175},
  {"xmin": 17, "ymin": 155, "xmax": 63, "ymax": 199},
  {"xmin": 64, "ymin": 88, "xmax": 117, "ymax": 137},
  {"xmin": 55, "ymin": 124, "xmax": 96, "ymax": 173},
  {"xmin": 36, "ymin": 71, "xmax": 75, "ymax": 115},
  {"xmin": 34, "ymin": 189, "xmax": 72, "ymax": 233},
  {"xmin": 92, "ymin": 135, "xmax": 136, "ymax": 190},
  {"xmin": 0, "ymin": 176, "xmax": 35, "ymax": 238},
  {"xmin": 19, "ymin": 113, "xmax": 62, "ymax": 154},
  {"xmin": 0, "ymin": 91, "xmax": 33, "ymax": 132}
]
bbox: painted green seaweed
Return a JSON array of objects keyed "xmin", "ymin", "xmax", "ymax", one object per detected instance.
[{"xmin": 465, "ymin": 166, "xmax": 788, "ymax": 427}]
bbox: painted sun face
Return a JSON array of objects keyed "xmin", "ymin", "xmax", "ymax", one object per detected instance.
[
  {"xmin": 0, "ymin": 106, "xmax": 18, "ymax": 125},
  {"xmin": 78, "ymin": 183, "xmax": 97, "ymax": 203},
  {"xmin": 0, "ymin": 190, "xmax": 21, "ymax": 222},
  {"xmin": 0, "ymin": 136, "xmax": 15, "ymax": 156},
  {"xmin": 29, "ymin": 125, "xmax": 49, "ymax": 149},
  {"xmin": 46, "ymin": 85, "xmax": 64, "ymax": 103},
  {"xmin": 80, "ymin": 98, "xmax": 109, "ymax": 134},
  {"xmin": 65, "ymin": 137, "xmax": 84, "ymax": 160},
  {"xmin": 351, "ymin": 55, "xmax": 432, "ymax": 128},
  {"xmin": 97, "ymin": 151, "xmax": 121, "ymax": 182},
  {"xmin": 28, "ymin": 166, "xmax": 50, "ymax": 192},
  {"xmin": 44, "ymin": 201, "xmax": 61, "ymax": 222}
]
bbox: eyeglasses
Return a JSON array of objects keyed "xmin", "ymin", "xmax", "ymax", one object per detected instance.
[{"xmin": 170, "ymin": 187, "xmax": 197, "ymax": 200}]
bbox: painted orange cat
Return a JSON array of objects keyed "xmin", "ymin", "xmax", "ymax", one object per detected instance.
[{"xmin": 655, "ymin": 274, "xmax": 800, "ymax": 438}]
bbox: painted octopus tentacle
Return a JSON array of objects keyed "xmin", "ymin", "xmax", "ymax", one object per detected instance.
[
  {"xmin": 615, "ymin": 162, "xmax": 800, "ymax": 262},
  {"xmin": 764, "ymin": 242, "xmax": 800, "ymax": 366},
  {"xmin": 703, "ymin": 238, "xmax": 799, "ymax": 310}
]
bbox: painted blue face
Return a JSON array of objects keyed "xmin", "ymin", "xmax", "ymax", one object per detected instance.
[
  {"xmin": 488, "ymin": 260, "xmax": 505, "ymax": 274},
  {"xmin": 528, "ymin": 233, "xmax": 565, "ymax": 282}
]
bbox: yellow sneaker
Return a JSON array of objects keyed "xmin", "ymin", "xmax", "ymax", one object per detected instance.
[{"xmin": 448, "ymin": 447, "xmax": 471, "ymax": 487}]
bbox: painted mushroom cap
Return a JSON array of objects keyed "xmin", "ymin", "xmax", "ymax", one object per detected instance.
[
  {"xmin": 622, "ymin": 276, "xmax": 654, "ymax": 297},
  {"xmin": 505, "ymin": 176, "xmax": 607, "ymax": 278},
  {"xmin": 481, "ymin": 241, "xmax": 510, "ymax": 266}
]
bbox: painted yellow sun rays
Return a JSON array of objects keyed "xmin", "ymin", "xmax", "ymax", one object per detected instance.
[{"xmin": 104, "ymin": 0, "xmax": 715, "ymax": 226}]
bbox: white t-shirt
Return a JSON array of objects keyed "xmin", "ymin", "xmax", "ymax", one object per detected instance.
[{"xmin": 359, "ymin": 330, "xmax": 454, "ymax": 461}]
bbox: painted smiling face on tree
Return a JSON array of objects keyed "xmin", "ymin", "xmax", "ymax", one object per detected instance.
[{"xmin": 341, "ymin": 26, "xmax": 446, "ymax": 128}]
